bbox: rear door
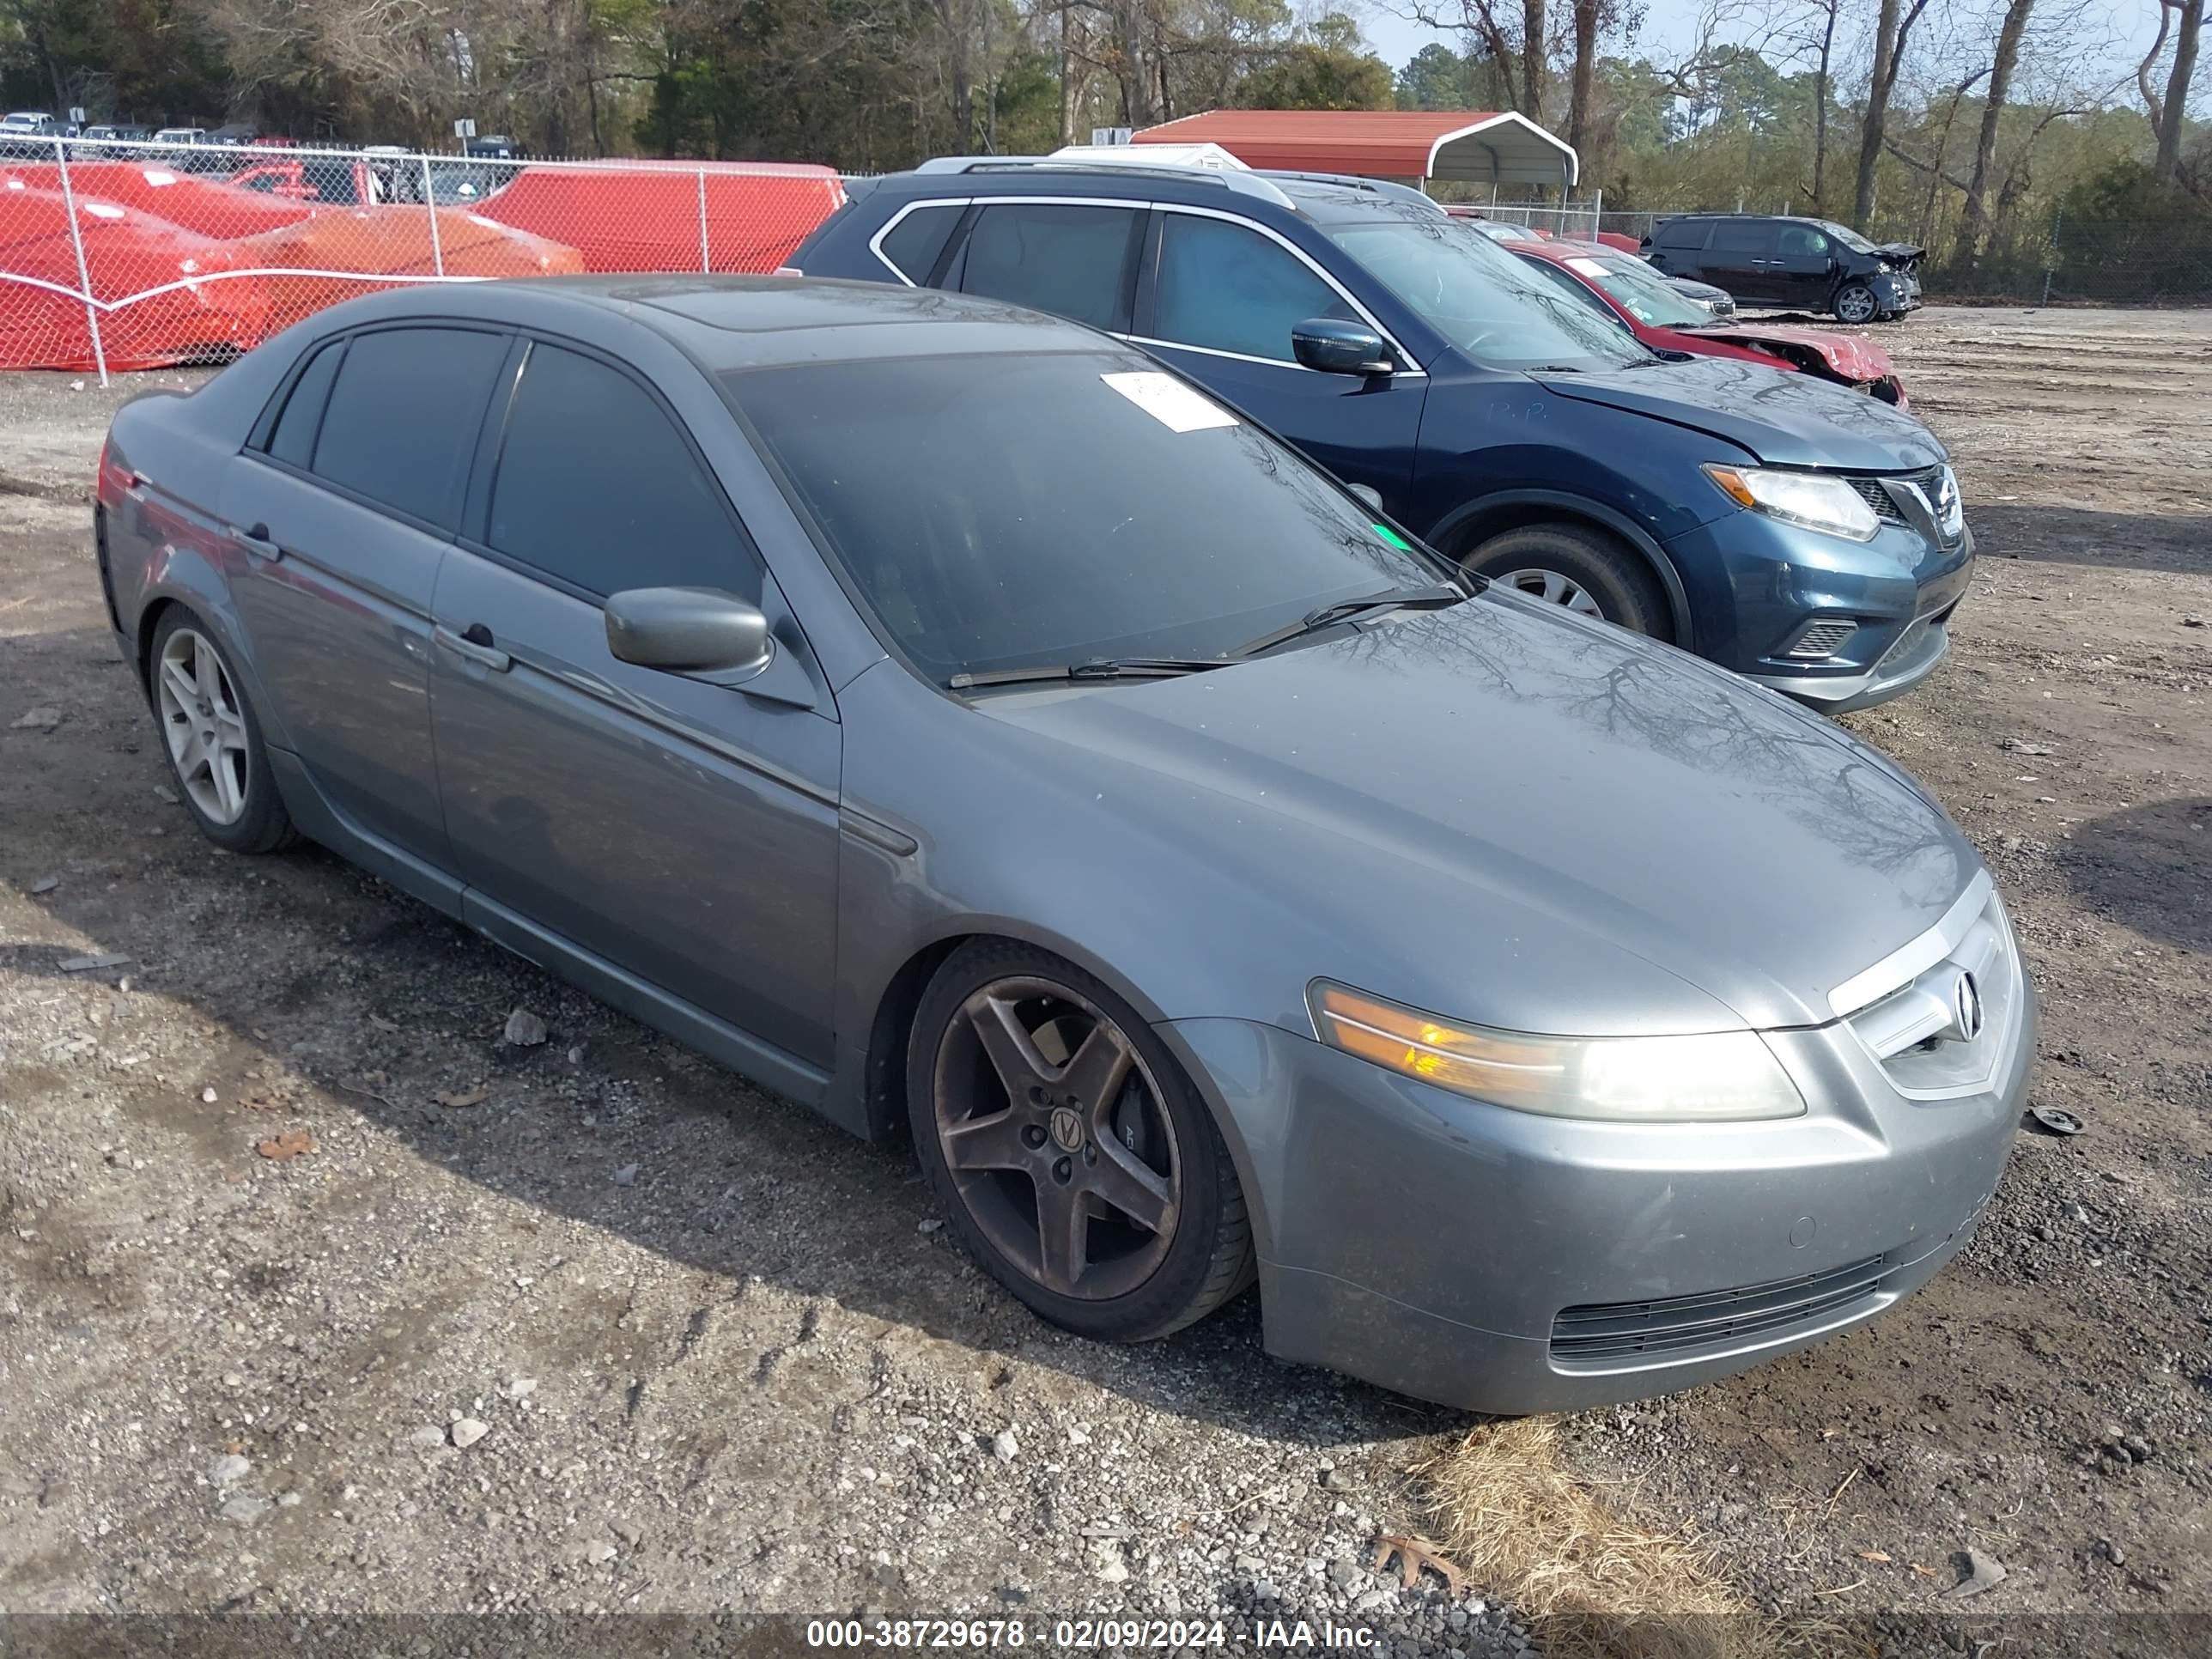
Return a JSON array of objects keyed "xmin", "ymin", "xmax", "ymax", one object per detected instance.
[
  {"xmin": 946, "ymin": 200, "xmax": 1142, "ymax": 333},
  {"xmin": 1130, "ymin": 207, "xmax": 1425, "ymax": 501},
  {"xmin": 428, "ymin": 338, "xmax": 842, "ymax": 1071},
  {"xmin": 1702, "ymin": 220, "xmax": 1782, "ymax": 304},
  {"xmin": 218, "ymin": 322, "xmax": 512, "ymax": 877}
]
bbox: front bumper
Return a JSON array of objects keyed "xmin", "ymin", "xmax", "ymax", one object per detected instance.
[
  {"xmin": 1165, "ymin": 950, "xmax": 2033, "ymax": 1415},
  {"xmin": 1874, "ymin": 271, "xmax": 1922, "ymax": 314},
  {"xmin": 1664, "ymin": 507, "xmax": 1973, "ymax": 714}
]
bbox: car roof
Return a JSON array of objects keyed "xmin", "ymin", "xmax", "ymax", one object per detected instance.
[
  {"xmin": 311, "ymin": 275, "xmax": 1127, "ymax": 374},
  {"xmin": 866, "ymin": 161, "xmax": 1437, "ymax": 228}
]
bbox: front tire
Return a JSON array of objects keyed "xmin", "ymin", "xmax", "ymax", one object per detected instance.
[
  {"xmin": 1832, "ymin": 281, "xmax": 1878, "ymax": 325},
  {"xmin": 1462, "ymin": 522, "xmax": 1673, "ymax": 641},
  {"xmin": 908, "ymin": 940, "xmax": 1253, "ymax": 1343},
  {"xmin": 147, "ymin": 607, "xmax": 298, "ymax": 854}
]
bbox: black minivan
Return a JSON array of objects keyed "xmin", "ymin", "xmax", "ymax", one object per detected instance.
[{"xmin": 1642, "ymin": 215, "xmax": 1923, "ymax": 324}]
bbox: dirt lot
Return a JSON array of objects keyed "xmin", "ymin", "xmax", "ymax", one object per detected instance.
[{"xmin": 2, "ymin": 308, "xmax": 2208, "ymax": 1658}]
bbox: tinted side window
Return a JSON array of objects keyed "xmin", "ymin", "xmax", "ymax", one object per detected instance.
[
  {"xmin": 956, "ymin": 204, "xmax": 1138, "ymax": 331},
  {"xmin": 1152, "ymin": 214, "xmax": 1352, "ymax": 362},
  {"xmin": 312, "ymin": 326, "xmax": 507, "ymax": 528},
  {"xmin": 265, "ymin": 339, "xmax": 344, "ymax": 468},
  {"xmin": 487, "ymin": 343, "xmax": 756, "ymax": 599},
  {"xmin": 1711, "ymin": 220, "xmax": 1776, "ymax": 253},
  {"xmin": 1656, "ymin": 218, "xmax": 1710, "ymax": 249},
  {"xmin": 878, "ymin": 203, "xmax": 963, "ymax": 283},
  {"xmin": 1777, "ymin": 224, "xmax": 1829, "ymax": 257}
]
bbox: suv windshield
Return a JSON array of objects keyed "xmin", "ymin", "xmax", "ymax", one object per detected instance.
[
  {"xmin": 1817, "ymin": 219, "xmax": 1880, "ymax": 254},
  {"xmin": 728, "ymin": 351, "xmax": 1448, "ymax": 684},
  {"xmin": 1325, "ymin": 218, "xmax": 1648, "ymax": 370}
]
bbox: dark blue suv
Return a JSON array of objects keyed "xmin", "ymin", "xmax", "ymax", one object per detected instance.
[{"xmin": 792, "ymin": 161, "xmax": 1974, "ymax": 712}]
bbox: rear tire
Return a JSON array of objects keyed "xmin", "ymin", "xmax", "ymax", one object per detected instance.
[
  {"xmin": 908, "ymin": 939, "xmax": 1254, "ymax": 1343},
  {"xmin": 146, "ymin": 606, "xmax": 299, "ymax": 855},
  {"xmin": 1462, "ymin": 522, "xmax": 1674, "ymax": 641}
]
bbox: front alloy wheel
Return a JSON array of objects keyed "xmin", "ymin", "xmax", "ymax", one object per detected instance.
[
  {"xmin": 910, "ymin": 943, "xmax": 1252, "ymax": 1341},
  {"xmin": 1833, "ymin": 281, "xmax": 1878, "ymax": 325}
]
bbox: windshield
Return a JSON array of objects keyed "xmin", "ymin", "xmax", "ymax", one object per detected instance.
[
  {"xmin": 1581, "ymin": 254, "xmax": 1715, "ymax": 328},
  {"xmin": 1816, "ymin": 219, "xmax": 1880, "ymax": 254},
  {"xmin": 1327, "ymin": 219, "xmax": 1649, "ymax": 370},
  {"xmin": 729, "ymin": 351, "xmax": 1448, "ymax": 684}
]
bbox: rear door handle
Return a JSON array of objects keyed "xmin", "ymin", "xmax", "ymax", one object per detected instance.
[
  {"xmin": 435, "ymin": 623, "xmax": 512, "ymax": 672},
  {"xmin": 233, "ymin": 521, "xmax": 281, "ymax": 561}
]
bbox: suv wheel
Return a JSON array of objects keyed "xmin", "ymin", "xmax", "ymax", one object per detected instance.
[
  {"xmin": 1462, "ymin": 523, "xmax": 1673, "ymax": 641},
  {"xmin": 1832, "ymin": 281, "xmax": 1878, "ymax": 325},
  {"xmin": 908, "ymin": 940, "xmax": 1254, "ymax": 1343}
]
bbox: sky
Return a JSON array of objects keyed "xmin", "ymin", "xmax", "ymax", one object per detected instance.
[{"xmin": 1352, "ymin": 0, "xmax": 2192, "ymax": 115}]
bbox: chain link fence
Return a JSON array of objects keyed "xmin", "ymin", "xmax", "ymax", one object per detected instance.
[{"xmin": 0, "ymin": 138, "xmax": 848, "ymax": 381}]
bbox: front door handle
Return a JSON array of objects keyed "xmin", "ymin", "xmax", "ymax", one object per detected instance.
[
  {"xmin": 234, "ymin": 521, "xmax": 281, "ymax": 561},
  {"xmin": 435, "ymin": 623, "xmax": 512, "ymax": 673}
]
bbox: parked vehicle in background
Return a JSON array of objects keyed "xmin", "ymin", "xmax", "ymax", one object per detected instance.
[
  {"xmin": 1443, "ymin": 209, "xmax": 1545, "ymax": 243},
  {"xmin": 1512, "ymin": 240, "xmax": 1909, "ymax": 406},
  {"xmin": 153, "ymin": 127, "xmax": 209, "ymax": 146},
  {"xmin": 76, "ymin": 125, "xmax": 155, "ymax": 145},
  {"xmin": 0, "ymin": 111, "xmax": 58, "ymax": 156},
  {"xmin": 796, "ymin": 160, "xmax": 1973, "ymax": 713},
  {"xmin": 230, "ymin": 153, "xmax": 386, "ymax": 206},
  {"xmin": 1643, "ymin": 213, "xmax": 1923, "ymax": 323},
  {"xmin": 1665, "ymin": 274, "xmax": 1738, "ymax": 317},
  {"xmin": 94, "ymin": 276, "xmax": 2033, "ymax": 1414}
]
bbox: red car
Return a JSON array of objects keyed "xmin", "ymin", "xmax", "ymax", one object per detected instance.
[{"xmin": 1510, "ymin": 239, "xmax": 1908, "ymax": 407}]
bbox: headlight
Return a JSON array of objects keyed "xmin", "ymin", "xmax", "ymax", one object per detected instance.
[
  {"xmin": 1308, "ymin": 983, "xmax": 1806, "ymax": 1123},
  {"xmin": 1936, "ymin": 463, "xmax": 1964, "ymax": 539},
  {"xmin": 1703, "ymin": 464, "xmax": 1880, "ymax": 543}
]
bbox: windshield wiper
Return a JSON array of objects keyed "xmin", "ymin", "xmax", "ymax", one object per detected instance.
[
  {"xmin": 1232, "ymin": 582, "xmax": 1468, "ymax": 659},
  {"xmin": 948, "ymin": 658, "xmax": 1225, "ymax": 690}
]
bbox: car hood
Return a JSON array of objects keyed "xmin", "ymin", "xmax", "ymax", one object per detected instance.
[
  {"xmin": 1875, "ymin": 242, "xmax": 1925, "ymax": 267},
  {"xmin": 1678, "ymin": 322, "xmax": 1897, "ymax": 383},
  {"xmin": 981, "ymin": 598, "xmax": 1976, "ymax": 1036},
  {"xmin": 1532, "ymin": 357, "xmax": 1942, "ymax": 470}
]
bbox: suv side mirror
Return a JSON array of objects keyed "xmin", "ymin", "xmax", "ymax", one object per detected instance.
[
  {"xmin": 1292, "ymin": 318, "xmax": 1394, "ymax": 377},
  {"xmin": 605, "ymin": 586, "xmax": 773, "ymax": 677}
]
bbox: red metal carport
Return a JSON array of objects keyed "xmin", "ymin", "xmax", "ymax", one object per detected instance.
[{"xmin": 1131, "ymin": 110, "xmax": 1577, "ymax": 191}]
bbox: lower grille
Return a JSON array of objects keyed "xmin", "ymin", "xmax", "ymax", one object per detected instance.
[
  {"xmin": 1551, "ymin": 1255, "xmax": 1890, "ymax": 1365},
  {"xmin": 1784, "ymin": 618, "xmax": 1858, "ymax": 660}
]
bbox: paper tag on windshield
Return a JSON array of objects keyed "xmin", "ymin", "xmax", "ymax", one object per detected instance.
[
  {"xmin": 1565, "ymin": 257, "xmax": 1610, "ymax": 277},
  {"xmin": 1100, "ymin": 371, "xmax": 1239, "ymax": 433}
]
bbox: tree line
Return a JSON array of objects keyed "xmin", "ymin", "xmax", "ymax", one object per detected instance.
[{"xmin": 2, "ymin": 0, "xmax": 2205, "ymax": 285}]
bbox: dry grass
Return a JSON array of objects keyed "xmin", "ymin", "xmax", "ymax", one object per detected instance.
[{"xmin": 1412, "ymin": 1417, "xmax": 1850, "ymax": 1659}]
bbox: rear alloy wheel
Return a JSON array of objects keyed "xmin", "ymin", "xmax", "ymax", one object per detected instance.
[
  {"xmin": 909, "ymin": 942, "xmax": 1253, "ymax": 1342},
  {"xmin": 1463, "ymin": 522, "xmax": 1672, "ymax": 640},
  {"xmin": 1833, "ymin": 281, "xmax": 1879, "ymax": 325},
  {"xmin": 148, "ymin": 608, "xmax": 298, "ymax": 854}
]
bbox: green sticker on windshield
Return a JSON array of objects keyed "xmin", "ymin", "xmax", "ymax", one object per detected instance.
[{"xmin": 1371, "ymin": 523, "xmax": 1413, "ymax": 551}]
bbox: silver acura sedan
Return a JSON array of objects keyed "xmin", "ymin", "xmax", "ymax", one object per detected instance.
[{"xmin": 94, "ymin": 278, "xmax": 2033, "ymax": 1413}]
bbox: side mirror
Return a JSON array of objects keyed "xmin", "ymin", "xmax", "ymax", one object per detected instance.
[
  {"xmin": 1347, "ymin": 483, "xmax": 1383, "ymax": 512},
  {"xmin": 1291, "ymin": 318, "xmax": 1394, "ymax": 377},
  {"xmin": 605, "ymin": 586, "xmax": 773, "ymax": 677}
]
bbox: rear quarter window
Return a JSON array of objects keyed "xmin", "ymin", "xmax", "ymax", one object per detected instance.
[{"xmin": 877, "ymin": 203, "xmax": 963, "ymax": 284}]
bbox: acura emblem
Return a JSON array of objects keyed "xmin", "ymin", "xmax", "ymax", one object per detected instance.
[{"xmin": 1952, "ymin": 971, "xmax": 1984, "ymax": 1042}]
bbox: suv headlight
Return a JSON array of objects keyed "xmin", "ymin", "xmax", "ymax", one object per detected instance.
[
  {"xmin": 1703, "ymin": 464, "xmax": 1880, "ymax": 543},
  {"xmin": 1308, "ymin": 983, "xmax": 1806, "ymax": 1122}
]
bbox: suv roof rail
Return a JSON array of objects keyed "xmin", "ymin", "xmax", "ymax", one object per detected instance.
[
  {"xmin": 910, "ymin": 155, "xmax": 1297, "ymax": 210},
  {"xmin": 1254, "ymin": 171, "xmax": 1445, "ymax": 215}
]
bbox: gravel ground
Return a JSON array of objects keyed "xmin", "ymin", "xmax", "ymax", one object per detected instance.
[{"xmin": 1, "ymin": 308, "xmax": 2208, "ymax": 1658}]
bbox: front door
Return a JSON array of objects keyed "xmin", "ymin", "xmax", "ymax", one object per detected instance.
[
  {"xmin": 219, "ymin": 323, "xmax": 512, "ymax": 869},
  {"xmin": 1772, "ymin": 223, "xmax": 1837, "ymax": 311},
  {"xmin": 1131, "ymin": 209, "xmax": 1425, "ymax": 505},
  {"xmin": 428, "ymin": 337, "xmax": 842, "ymax": 1070}
]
